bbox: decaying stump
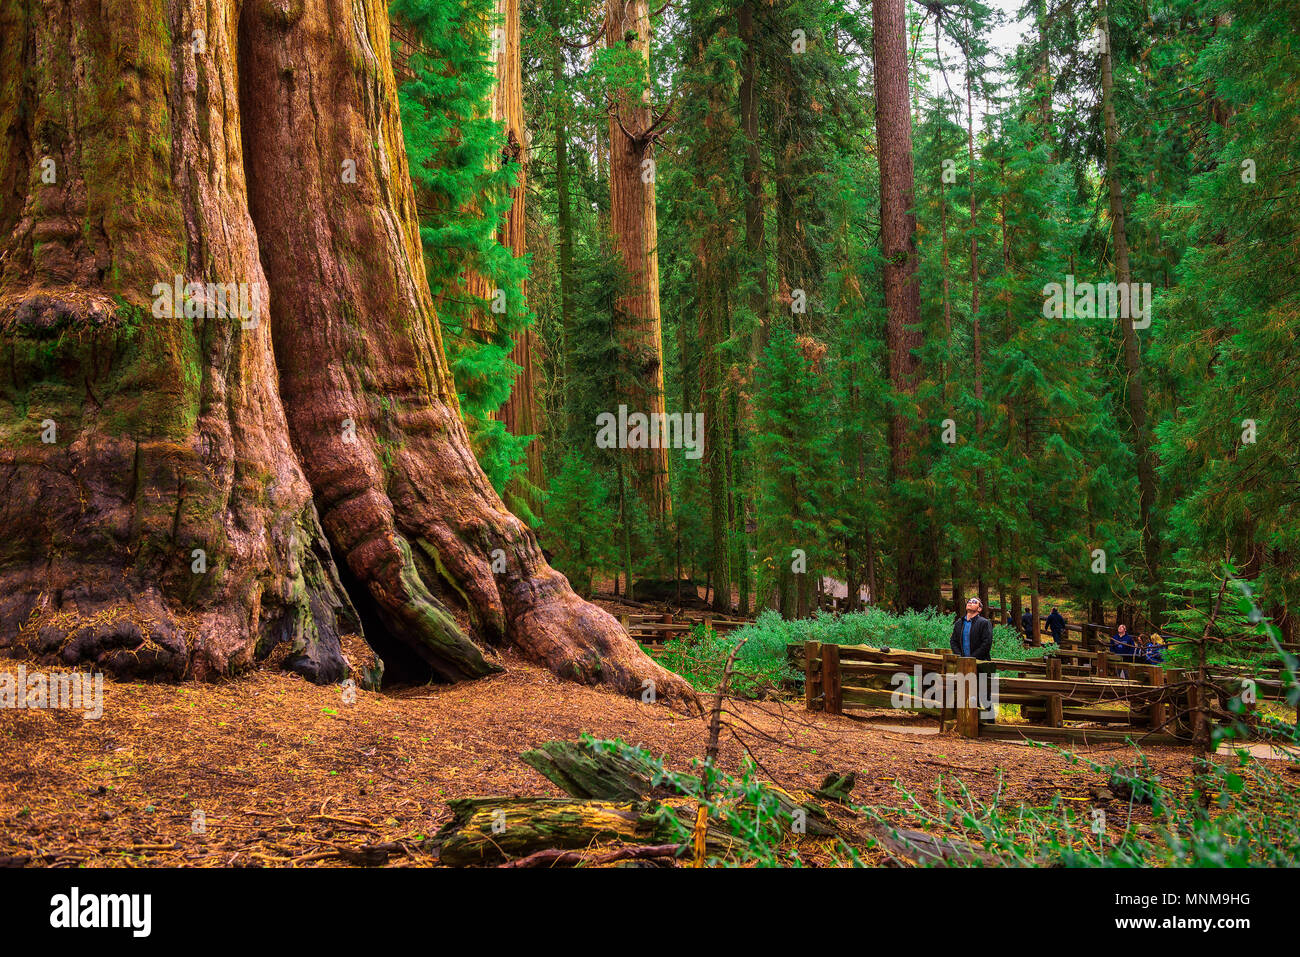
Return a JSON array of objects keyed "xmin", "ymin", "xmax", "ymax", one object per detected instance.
[{"xmin": 520, "ymin": 740, "xmax": 667, "ymax": 801}]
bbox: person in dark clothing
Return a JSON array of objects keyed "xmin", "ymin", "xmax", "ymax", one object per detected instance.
[
  {"xmin": 1136, "ymin": 632, "xmax": 1166, "ymax": 665},
  {"xmin": 1021, "ymin": 608, "xmax": 1034, "ymax": 639},
  {"xmin": 1109, "ymin": 623, "xmax": 1139, "ymax": 678},
  {"xmin": 950, "ymin": 596, "xmax": 994, "ymax": 660},
  {"xmin": 1109, "ymin": 623, "xmax": 1136, "ymax": 657},
  {"xmin": 1045, "ymin": 607, "xmax": 1067, "ymax": 644}
]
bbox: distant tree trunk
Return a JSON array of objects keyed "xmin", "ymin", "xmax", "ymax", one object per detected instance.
[
  {"xmin": 1031, "ymin": 576, "xmax": 1042, "ymax": 644},
  {"xmin": 605, "ymin": 0, "xmax": 670, "ymax": 522},
  {"xmin": 703, "ymin": 282, "xmax": 732, "ymax": 614},
  {"xmin": 1099, "ymin": 0, "xmax": 1160, "ymax": 625},
  {"xmin": 552, "ymin": 9, "xmax": 577, "ymax": 396},
  {"xmin": 874, "ymin": 0, "xmax": 939, "ymax": 611},
  {"xmin": 965, "ymin": 68, "xmax": 989, "ymax": 614},
  {"xmin": 0, "ymin": 0, "xmax": 691, "ymax": 704},
  {"xmin": 738, "ymin": 0, "xmax": 769, "ymax": 349},
  {"xmin": 493, "ymin": 0, "xmax": 546, "ymax": 509}
]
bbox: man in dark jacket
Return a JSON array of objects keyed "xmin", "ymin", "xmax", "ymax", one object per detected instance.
[
  {"xmin": 1021, "ymin": 608, "xmax": 1035, "ymax": 642},
  {"xmin": 1110, "ymin": 623, "xmax": 1138, "ymax": 678},
  {"xmin": 1110, "ymin": 623, "xmax": 1136, "ymax": 657},
  {"xmin": 951, "ymin": 596, "xmax": 994, "ymax": 660},
  {"xmin": 1045, "ymin": 607, "xmax": 1067, "ymax": 644}
]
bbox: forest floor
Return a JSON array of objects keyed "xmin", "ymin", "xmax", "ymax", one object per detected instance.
[{"xmin": 0, "ymin": 654, "xmax": 1210, "ymax": 867}]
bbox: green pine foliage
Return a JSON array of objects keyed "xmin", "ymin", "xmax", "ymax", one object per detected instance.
[
  {"xmin": 510, "ymin": 0, "xmax": 1298, "ymax": 651},
  {"xmin": 392, "ymin": 0, "xmax": 534, "ymax": 494}
]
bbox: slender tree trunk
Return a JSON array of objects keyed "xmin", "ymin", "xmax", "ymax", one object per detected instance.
[
  {"xmin": 965, "ymin": 69, "xmax": 989, "ymax": 613},
  {"xmin": 553, "ymin": 13, "xmax": 576, "ymax": 398},
  {"xmin": 1099, "ymin": 0, "xmax": 1160, "ymax": 625},
  {"xmin": 738, "ymin": 0, "xmax": 769, "ymax": 348},
  {"xmin": 874, "ymin": 0, "xmax": 938, "ymax": 611},
  {"xmin": 0, "ymin": 0, "xmax": 692, "ymax": 705},
  {"xmin": 1031, "ymin": 574, "xmax": 1042, "ymax": 645}
]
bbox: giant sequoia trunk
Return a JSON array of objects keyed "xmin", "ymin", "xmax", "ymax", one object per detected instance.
[
  {"xmin": 873, "ymin": 0, "xmax": 939, "ymax": 611},
  {"xmin": 0, "ymin": 0, "xmax": 691, "ymax": 704}
]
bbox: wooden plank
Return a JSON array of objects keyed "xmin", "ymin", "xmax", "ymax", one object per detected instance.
[
  {"xmin": 1023, "ymin": 705, "xmax": 1135, "ymax": 725},
  {"xmin": 841, "ymin": 688, "xmax": 938, "ymax": 713},
  {"xmin": 837, "ymin": 661, "xmax": 930, "ymax": 679},
  {"xmin": 1141, "ymin": 664, "xmax": 1166, "ymax": 732},
  {"xmin": 822, "ymin": 643, "xmax": 842, "ymax": 715},
  {"xmin": 978, "ymin": 724, "xmax": 1188, "ymax": 746},
  {"xmin": 804, "ymin": 641, "xmax": 821, "ymax": 712},
  {"xmin": 833, "ymin": 646, "xmax": 945, "ymax": 667},
  {"xmin": 996, "ymin": 675, "xmax": 1145, "ymax": 697},
  {"xmin": 1045, "ymin": 693, "xmax": 1064, "ymax": 728},
  {"xmin": 956, "ymin": 657, "xmax": 979, "ymax": 739}
]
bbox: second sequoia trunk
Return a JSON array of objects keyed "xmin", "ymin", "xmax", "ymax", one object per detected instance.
[{"xmin": 605, "ymin": 0, "xmax": 671, "ymax": 523}]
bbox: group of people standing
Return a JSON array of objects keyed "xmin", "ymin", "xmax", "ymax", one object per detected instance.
[{"xmin": 950, "ymin": 596, "xmax": 1166, "ymax": 666}]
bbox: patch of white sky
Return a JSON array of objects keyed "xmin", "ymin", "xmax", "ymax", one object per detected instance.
[{"xmin": 915, "ymin": 0, "xmax": 1035, "ymax": 130}]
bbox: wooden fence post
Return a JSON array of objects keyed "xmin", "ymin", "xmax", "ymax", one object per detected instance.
[
  {"xmin": 822, "ymin": 643, "xmax": 842, "ymax": 715},
  {"xmin": 1046, "ymin": 657, "xmax": 1063, "ymax": 682},
  {"xmin": 1045, "ymin": 693, "xmax": 1064, "ymax": 728},
  {"xmin": 956, "ymin": 657, "xmax": 980, "ymax": 738},
  {"xmin": 1096, "ymin": 651, "xmax": 1109, "ymax": 678},
  {"xmin": 1166, "ymin": 668, "xmax": 1189, "ymax": 735},
  {"xmin": 804, "ymin": 641, "xmax": 822, "ymax": 711},
  {"xmin": 939, "ymin": 652, "xmax": 952, "ymax": 731},
  {"xmin": 1140, "ymin": 664, "xmax": 1167, "ymax": 731}
]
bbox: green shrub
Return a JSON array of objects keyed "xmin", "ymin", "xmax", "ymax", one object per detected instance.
[{"xmin": 654, "ymin": 607, "xmax": 1047, "ymax": 698}]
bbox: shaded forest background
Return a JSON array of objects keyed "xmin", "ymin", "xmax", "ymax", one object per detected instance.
[{"xmin": 395, "ymin": 0, "xmax": 1298, "ymax": 640}]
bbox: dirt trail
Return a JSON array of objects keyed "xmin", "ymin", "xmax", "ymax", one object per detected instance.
[{"xmin": 0, "ymin": 656, "xmax": 1197, "ymax": 866}]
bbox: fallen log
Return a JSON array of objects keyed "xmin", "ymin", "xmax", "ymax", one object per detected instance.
[
  {"xmin": 521, "ymin": 739, "xmax": 839, "ymax": 837},
  {"xmin": 434, "ymin": 798, "xmax": 679, "ymax": 866},
  {"xmin": 497, "ymin": 843, "xmax": 686, "ymax": 869},
  {"xmin": 520, "ymin": 740, "xmax": 666, "ymax": 801},
  {"xmin": 873, "ymin": 827, "xmax": 994, "ymax": 866}
]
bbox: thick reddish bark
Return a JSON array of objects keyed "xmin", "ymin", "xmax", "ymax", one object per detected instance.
[
  {"xmin": 491, "ymin": 0, "xmax": 544, "ymax": 505},
  {"xmin": 0, "ymin": 0, "xmax": 693, "ymax": 705},
  {"xmin": 605, "ymin": 0, "xmax": 671, "ymax": 523},
  {"xmin": 873, "ymin": 0, "xmax": 938, "ymax": 611}
]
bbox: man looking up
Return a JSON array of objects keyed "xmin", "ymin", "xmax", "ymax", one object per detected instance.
[{"xmin": 950, "ymin": 596, "xmax": 994, "ymax": 661}]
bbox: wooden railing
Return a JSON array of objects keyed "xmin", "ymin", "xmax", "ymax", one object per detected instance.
[
  {"xmin": 620, "ymin": 613, "xmax": 751, "ymax": 650},
  {"xmin": 792, "ymin": 641, "xmax": 1194, "ymax": 746}
]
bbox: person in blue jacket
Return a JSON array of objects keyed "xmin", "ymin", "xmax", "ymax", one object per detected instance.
[
  {"xmin": 1138, "ymin": 633, "xmax": 1166, "ymax": 664},
  {"xmin": 1110, "ymin": 623, "xmax": 1138, "ymax": 677},
  {"xmin": 1110, "ymin": 623, "xmax": 1135, "ymax": 657}
]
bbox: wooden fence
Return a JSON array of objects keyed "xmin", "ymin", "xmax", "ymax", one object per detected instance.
[
  {"xmin": 620, "ymin": 613, "xmax": 750, "ymax": 651},
  {"xmin": 793, "ymin": 641, "xmax": 1195, "ymax": 746}
]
